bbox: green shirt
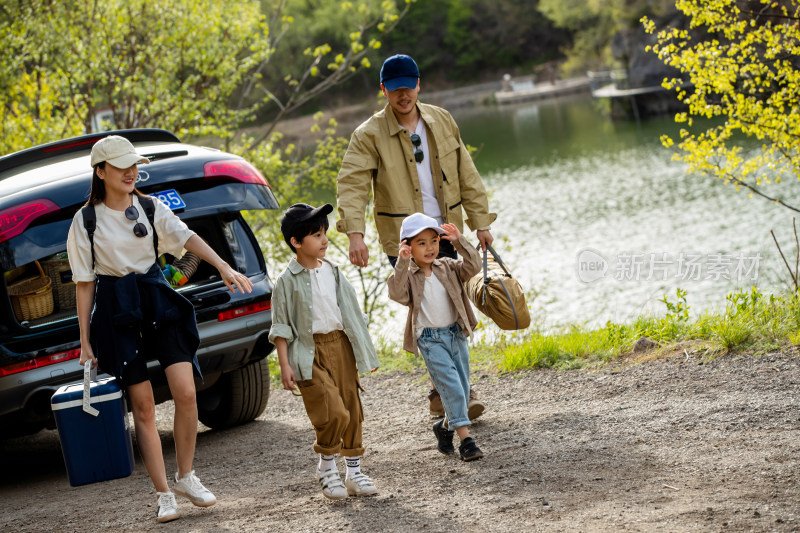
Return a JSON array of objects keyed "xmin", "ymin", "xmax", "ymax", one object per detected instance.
[{"xmin": 268, "ymin": 258, "xmax": 380, "ymax": 380}]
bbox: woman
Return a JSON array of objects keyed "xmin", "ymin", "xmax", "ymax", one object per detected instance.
[{"xmin": 67, "ymin": 135, "xmax": 253, "ymax": 523}]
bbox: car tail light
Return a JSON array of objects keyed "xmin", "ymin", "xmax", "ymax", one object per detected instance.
[
  {"xmin": 0, "ymin": 199, "xmax": 60, "ymax": 244},
  {"xmin": 42, "ymin": 138, "xmax": 97, "ymax": 153},
  {"xmin": 0, "ymin": 348, "xmax": 81, "ymax": 377},
  {"xmin": 218, "ymin": 300, "xmax": 271, "ymax": 322},
  {"xmin": 204, "ymin": 160, "xmax": 270, "ymax": 187}
]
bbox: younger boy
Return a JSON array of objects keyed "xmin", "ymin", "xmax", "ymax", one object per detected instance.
[
  {"xmin": 387, "ymin": 213, "xmax": 484, "ymax": 461},
  {"xmin": 269, "ymin": 203, "xmax": 380, "ymax": 499}
]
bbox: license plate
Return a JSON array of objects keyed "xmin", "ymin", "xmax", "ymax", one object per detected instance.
[{"xmin": 154, "ymin": 189, "xmax": 186, "ymax": 210}]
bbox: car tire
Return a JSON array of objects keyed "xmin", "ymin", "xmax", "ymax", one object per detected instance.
[{"xmin": 197, "ymin": 357, "xmax": 270, "ymax": 429}]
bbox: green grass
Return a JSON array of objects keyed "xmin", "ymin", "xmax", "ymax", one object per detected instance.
[
  {"xmin": 268, "ymin": 288, "xmax": 800, "ymax": 388},
  {"xmin": 371, "ymin": 287, "xmax": 800, "ymax": 375}
]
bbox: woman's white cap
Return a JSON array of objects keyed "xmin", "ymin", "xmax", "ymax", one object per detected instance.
[
  {"xmin": 400, "ymin": 212, "xmax": 446, "ymax": 241},
  {"xmin": 90, "ymin": 135, "xmax": 150, "ymax": 168}
]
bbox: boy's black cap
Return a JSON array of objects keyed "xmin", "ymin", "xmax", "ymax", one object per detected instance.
[{"xmin": 280, "ymin": 203, "xmax": 333, "ymax": 233}]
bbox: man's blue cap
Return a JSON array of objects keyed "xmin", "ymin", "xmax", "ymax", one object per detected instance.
[{"xmin": 380, "ymin": 54, "xmax": 420, "ymax": 91}]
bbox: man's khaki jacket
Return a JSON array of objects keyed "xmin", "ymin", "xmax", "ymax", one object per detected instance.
[{"xmin": 336, "ymin": 102, "xmax": 497, "ymax": 255}]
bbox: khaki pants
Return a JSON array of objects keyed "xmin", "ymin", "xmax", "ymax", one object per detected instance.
[{"xmin": 297, "ymin": 330, "xmax": 364, "ymax": 456}]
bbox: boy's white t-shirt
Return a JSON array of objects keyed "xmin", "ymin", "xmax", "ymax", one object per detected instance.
[
  {"xmin": 413, "ymin": 119, "xmax": 442, "ymax": 224},
  {"xmin": 67, "ymin": 195, "xmax": 196, "ymax": 281},
  {"xmin": 310, "ymin": 259, "xmax": 344, "ymax": 334},
  {"xmin": 415, "ymin": 272, "xmax": 457, "ymax": 338}
]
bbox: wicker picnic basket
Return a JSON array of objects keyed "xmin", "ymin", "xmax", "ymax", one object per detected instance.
[
  {"xmin": 8, "ymin": 261, "xmax": 54, "ymax": 321},
  {"xmin": 41, "ymin": 255, "xmax": 76, "ymax": 311}
]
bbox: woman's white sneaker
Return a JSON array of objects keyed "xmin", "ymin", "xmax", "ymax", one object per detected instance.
[
  {"xmin": 345, "ymin": 472, "xmax": 377, "ymax": 496},
  {"xmin": 317, "ymin": 468, "xmax": 348, "ymax": 500},
  {"xmin": 156, "ymin": 491, "xmax": 180, "ymax": 523},
  {"xmin": 174, "ymin": 470, "xmax": 217, "ymax": 507}
]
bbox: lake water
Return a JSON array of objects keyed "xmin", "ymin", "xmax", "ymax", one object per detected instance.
[{"xmin": 451, "ymin": 93, "xmax": 800, "ymax": 327}]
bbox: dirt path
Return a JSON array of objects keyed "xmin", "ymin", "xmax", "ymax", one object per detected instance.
[{"xmin": 2, "ymin": 350, "xmax": 800, "ymax": 532}]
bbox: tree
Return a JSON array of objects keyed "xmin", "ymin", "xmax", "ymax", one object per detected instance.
[
  {"xmin": 238, "ymin": 114, "xmax": 394, "ymax": 323},
  {"xmin": 539, "ymin": 0, "xmax": 673, "ymax": 74},
  {"xmin": 644, "ymin": 0, "xmax": 800, "ymax": 213},
  {"xmin": 0, "ymin": 0, "xmax": 272, "ymax": 152},
  {"xmin": 0, "ymin": 0, "xmax": 412, "ymax": 155},
  {"xmin": 378, "ymin": 0, "xmax": 569, "ymax": 81}
]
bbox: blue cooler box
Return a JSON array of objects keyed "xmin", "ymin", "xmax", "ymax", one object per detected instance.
[{"xmin": 51, "ymin": 377, "xmax": 135, "ymax": 487}]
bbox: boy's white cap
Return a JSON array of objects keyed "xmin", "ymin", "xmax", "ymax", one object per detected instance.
[
  {"xmin": 90, "ymin": 135, "xmax": 150, "ymax": 168},
  {"xmin": 400, "ymin": 213, "xmax": 446, "ymax": 241}
]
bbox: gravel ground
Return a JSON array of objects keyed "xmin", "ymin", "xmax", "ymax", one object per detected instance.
[{"xmin": 2, "ymin": 349, "xmax": 800, "ymax": 532}]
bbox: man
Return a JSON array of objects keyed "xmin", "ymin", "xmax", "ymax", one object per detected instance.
[{"xmin": 336, "ymin": 54, "xmax": 495, "ymax": 420}]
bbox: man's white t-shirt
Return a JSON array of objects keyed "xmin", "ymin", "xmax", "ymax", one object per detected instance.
[
  {"xmin": 413, "ymin": 119, "xmax": 442, "ymax": 224},
  {"xmin": 67, "ymin": 195, "xmax": 196, "ymax": 281}
]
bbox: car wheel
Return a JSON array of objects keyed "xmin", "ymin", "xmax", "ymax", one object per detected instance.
[{"xmin": 197, "ymin": 357, "xmax": 270, "ymax": 429}]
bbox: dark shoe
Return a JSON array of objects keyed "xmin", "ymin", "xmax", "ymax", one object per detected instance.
[
  {"xmin": 467, "ymin": 389, "xmax": 485, "ymax": 421},
  {"xmin": 458, "ymin": 437, "xmax": 484, "ymax": 462},
  {"xmin": 428, "ymin": 389, "xmax": 445, "ymax": 418},
  {"xmin": 432, "ymin": 419, "xmax": 455, "ymax": 455}
]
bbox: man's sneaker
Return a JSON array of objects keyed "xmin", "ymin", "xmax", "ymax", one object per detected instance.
[
  {"xmin": 428, "ymin": 389, "xmax": 445, "ymax": 417},
  {"xmin": 345, "ymin": 472, "xmax": 378, "ymax": 497},
  {"xmin": 459, "ymin": 437, "xmax": 484, "ymax": 462},
  {"xmin": 174, "ymin": 470, "xmax": 217, "ymax": 507},
  {"xmin": 433, "ymin": 419, "xmax": 455, "ymax": 455},
  {"xmin": 468, "ymin": 389, "xmax": 485, "ymax": 421},
  {"xmin": 317, "ymin": 468, "xmax": 348, "ymax": 500},
  {"xmin": 156, "ymin": 491, "xmax": 180, "ymax": 523}
]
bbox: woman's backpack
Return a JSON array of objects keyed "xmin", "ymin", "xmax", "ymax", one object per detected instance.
[{"xmin": 465, "ymin": 243, "xmax": 530, "ymax": 330}]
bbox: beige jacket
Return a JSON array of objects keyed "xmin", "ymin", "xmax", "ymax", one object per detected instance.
[
  {"xmin": 387, "ymin": 236, "xmax": 481, "ymax": 354},
  {"xmin": 336, "ymin": 102, "xmax": 497, "ymax": 255}
]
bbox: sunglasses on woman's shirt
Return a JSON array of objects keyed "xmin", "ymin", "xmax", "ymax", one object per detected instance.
[{"xmin": 124, "ymin": 205, "xmax": 149, "ymax": 238}]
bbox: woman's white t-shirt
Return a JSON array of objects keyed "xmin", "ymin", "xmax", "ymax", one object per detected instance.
[{"xmin": 67, "ymin": 195, "xmax": 196, "ymax": 281}]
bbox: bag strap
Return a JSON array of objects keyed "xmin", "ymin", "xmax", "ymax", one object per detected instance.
[
  {"xmin": 81, "ymin": 204, "xmax": 97, "ymax": 270},
  {"xmin": 138, "ymin": 195, "xmax": 159, "ymax": 263},
  {"xmin": 82, "ymin": 196, "xmax": 160, "ymax": 269},
  {"xmin": 485, "ymin": 243, "xmax": 513, "ymax": 278},
  {"xmin": 480, "ymin": 244, "xmax": 520, "ymax": 329}
]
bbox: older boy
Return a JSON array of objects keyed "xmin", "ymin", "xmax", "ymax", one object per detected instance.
[
  {"xmin": 387, "ymin": 213, "xmax": 484, "ymax": 461},
  {"xmin": 269, "ymin": 203, "xmax": 380, "ymax": 499}
]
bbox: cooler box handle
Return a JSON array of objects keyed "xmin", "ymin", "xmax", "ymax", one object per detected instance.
[{"xmin": 82, "ymin": 360, "xmax": 99, "ymax": 417}]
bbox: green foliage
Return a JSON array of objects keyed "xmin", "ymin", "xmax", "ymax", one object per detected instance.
[
  {"xmin": 500, "ymin": 325, "xmax": 616, "ymax": 371},
  {"xmin": 644, "ymin": 0, "xmax": 800, "ymax": 213},
  {"xmin": 245, "ymin": 0, "xmax": 413, "ymax": 145},
  {"xmin": 0, "ymin": 0, "xmax": 413, "ymax": 155},
  {"xmin": 381, "ymin": 0, "xmax": 569, "ymax": 81},
  {"xmin": 539, "ymin": 0, "xmax": 673, "ymax": 74},
  {"xmin": 660, "ymin": 287, "xmax": 690, "ymax": 321},
  {"xmin": 495, "ymin": 286, "xmax": 800, "ymax": 373},
  {"xmin": 239, "ymin": 114, "xmax": 394, "ymax": 325},
  {"xmin": 0, "ymin": 0, "xmax": 272, "ymax": 152}
]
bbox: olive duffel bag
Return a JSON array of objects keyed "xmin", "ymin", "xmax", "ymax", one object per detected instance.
[{"xmin": 465, "ymin": 243, "xmax": 530, "ymax": 331}]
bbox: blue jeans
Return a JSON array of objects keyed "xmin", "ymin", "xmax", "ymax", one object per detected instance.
[{"xmin": 417, "ymin": 323, "xmax": 471, "ymax": 430}]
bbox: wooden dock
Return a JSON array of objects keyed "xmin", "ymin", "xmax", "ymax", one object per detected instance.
[
  {"xmin": 494, "ymin": 76, "xmax": 592, "ymax": 105},
  {"xmin": 591, "ymin": 84, "xmax": 666, "ymax": 98}
]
